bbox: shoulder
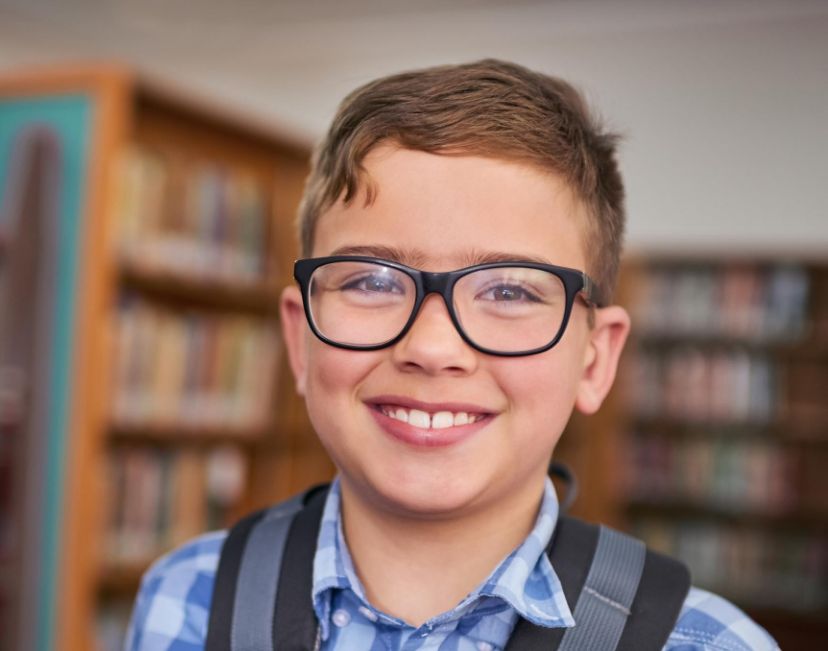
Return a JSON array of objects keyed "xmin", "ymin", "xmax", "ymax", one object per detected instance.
[
  {"xmin": 664, "ymin": 587, "xmax": 779, "ymax": 651},
  {"xmin": 124, "ymin": 530, "xmax": 227, "ymax": 651}
]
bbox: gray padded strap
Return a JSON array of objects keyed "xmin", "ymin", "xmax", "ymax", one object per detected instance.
[
  {"xmin": 557, "ymin": 526, "xmax": 646, "ymax": 651},
  {"xmin": 231, "ymin": 493, "xmax": 306, "ymax": 651}
]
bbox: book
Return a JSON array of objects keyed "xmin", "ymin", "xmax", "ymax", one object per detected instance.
[
  {"xmin": 111, "ymin": 298, "xmax": 277, "ymax": 431},
  {"xmin": 114, "ymin": 146, "xmax": 271, "ymax": 284}
]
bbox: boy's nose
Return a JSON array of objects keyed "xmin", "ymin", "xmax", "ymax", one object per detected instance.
[{"xmin": 391, "ymin": 294, "xmax": 478, "ymax": 375}]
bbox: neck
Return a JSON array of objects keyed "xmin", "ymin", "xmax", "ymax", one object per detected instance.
[{"xmin": 339, "ymin": 477, "xmax": 546, "ymax": 626}]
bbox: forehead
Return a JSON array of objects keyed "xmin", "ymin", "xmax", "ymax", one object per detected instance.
[{"xmin": 312, "ymin": 146, "xmax": 588, "ymax": 271}]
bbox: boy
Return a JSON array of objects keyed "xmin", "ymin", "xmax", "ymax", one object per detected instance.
[{"xmin": 125, "ymin": 60, "xmax": 778, "ymax": 650}]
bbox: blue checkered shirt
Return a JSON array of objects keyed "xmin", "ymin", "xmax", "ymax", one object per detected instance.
[{"xmin": 125, "ymin": 478, "xmax": 779, "ymax": 650}]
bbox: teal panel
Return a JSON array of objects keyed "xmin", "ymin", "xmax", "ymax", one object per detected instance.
[{"xmin": 0, "ymin": 93, "xmax": 92, "ymax": 651}]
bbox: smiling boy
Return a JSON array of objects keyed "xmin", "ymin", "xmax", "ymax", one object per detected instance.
[{"xmin": 126, "ymin": 60, "xmax": 778, "ymax": 650}]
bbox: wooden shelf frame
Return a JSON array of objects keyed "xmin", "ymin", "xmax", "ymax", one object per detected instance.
[
  {"xmin": 0, "ymin": 64, "xmax": 334, "ymax": 651},
  {"xmin": 118, "ymin": 261, "xmax": 282, "ymax": 314}
]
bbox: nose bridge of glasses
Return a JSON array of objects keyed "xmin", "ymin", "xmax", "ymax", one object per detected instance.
[
  {"xmin": 402, "ymin": 271, "xmax": 471, "ymax": 357},
  {"xmin": 421, "ymin": 270, "xmax": 450, "ymax": 292},
  {"xmin": 419, "ymin": 270, "xmax": 455, "ymax": 312}
]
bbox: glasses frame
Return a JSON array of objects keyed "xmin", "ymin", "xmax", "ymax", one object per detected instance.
[{"xmin": 294, "ymin": 255, "xmax": 606, "ymax": 357}]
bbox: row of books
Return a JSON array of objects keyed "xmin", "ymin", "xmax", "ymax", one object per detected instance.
[
  {"xmin": 113, "ymin": 145, "xmax": 271, "ymax": 283},
  {"xmin": 625, "ymin": 435, "xmax": 798, "ymax": 514},
  {"xmin": 630, "ymin": 263, "xmax": 810, "ymax": 342},
  {"xmin": 111, "ymin": 297, "xmax": 279, "ymax": 429},
  {"xmin": 632, "ymin": 518, "xmax": 827, "ymax": 611},
  {"xmin": 105, "ymin": 445, "xmax": 247, "ymax": 564},
  {"xmin": 626, "ymin": 346, "xmax": 776, "ymax": 424}
]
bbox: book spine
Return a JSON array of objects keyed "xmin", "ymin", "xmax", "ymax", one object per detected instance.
[{"xmin": 113, "ymin": 146, "xmax": 273, "ymax": 284}]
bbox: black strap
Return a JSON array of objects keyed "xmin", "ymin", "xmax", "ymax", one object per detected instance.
[
  {"xmin": 506, "ymin": 516, "xmax": 689, "ymax": 651},
  {"xmin": 504, "ymin": 516, "xmax": 598, "ymax": 650},
  {"xmin": 548, "ymin": 462, "xmax": 578, "ymax": 514},
  {"xmin": 209, "ymin": 488, "xmax": 689, "ymax": 651},
  {"xmin": 205, "ymin": 508, "xmax": 268, "ymax": 651},
  {"xmin": 557, "ymin": 527, "xmax": 646, "ymax": 650},
  {"xmin": 272, "ymin": 486, "xmax": 329, "ymax": 651},
  {"xmin": 615, "ymin": 547, "xmax": 690, "ymax": 651}
]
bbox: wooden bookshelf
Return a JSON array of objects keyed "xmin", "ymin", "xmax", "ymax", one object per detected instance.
[
  {"xmin": 118, "ymin": 262, "xmax": 282, "ymax": 314},
  {"xmin": 0, "ymin": 65, "xmax": 335, "ymax": 651},
  {"xmin": 615, "ymin": 255, "xmax": 828, "ymax": 649},
  {"xmin": 109, "ymin": 421, "xmax": 273, "ymax": 445}
]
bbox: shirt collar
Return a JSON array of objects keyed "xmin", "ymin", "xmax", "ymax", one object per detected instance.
[{"xmin": 311, "ymin": 477, "xmax": 575, "ymax": 640}]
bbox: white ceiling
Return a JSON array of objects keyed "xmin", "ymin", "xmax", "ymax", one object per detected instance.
[
  {"xmin": 1, "ymin": 0, "xmax": 827, "ymax": 254},
  {"xmin": 0, "ymin": 0, "xmax": 824, "ymax": 139}
]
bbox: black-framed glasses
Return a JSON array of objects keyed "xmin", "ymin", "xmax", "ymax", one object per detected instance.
[{"xmin": 294, "ymin": 256, "xmax": 606, "ymax": 357}]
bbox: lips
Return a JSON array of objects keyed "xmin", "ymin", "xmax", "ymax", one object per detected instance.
[{"xmin": 366, "ymin": 396, "xmax": 494, "ymax": 448}]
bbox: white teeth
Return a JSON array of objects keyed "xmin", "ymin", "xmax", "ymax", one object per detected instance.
[
  {"xmin": 394, "ymin": 408, "xmax": 408, "ymax": 423},
  {"xmin": 407, "ymin": 409, "xmax": 431, "ymax": 429},
  {"xmin": 453, "ymin": 412, "xmax": 469, "ymax": 426},
  {"xmin": 431, "ymin": 411, "xmax": 454, "ymax": 429},
  {"xmin": 381, "ymin": 406, "xmax": 483, "ymax": 429}
]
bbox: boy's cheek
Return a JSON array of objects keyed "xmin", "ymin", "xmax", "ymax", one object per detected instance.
[
  {"xmin": 494, "ymin": 353, "xmax": 581, "ymax": 421},
  {"xmin": 304, "ymin": 345, "xmax": 377, "ymax": 410}
]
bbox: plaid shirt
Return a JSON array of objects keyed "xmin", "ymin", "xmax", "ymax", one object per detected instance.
[{"xmin": 125, "ymin": 479, "xmax": 779, "ymax": 651}]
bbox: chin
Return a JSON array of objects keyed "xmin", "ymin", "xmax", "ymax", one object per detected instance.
[{"xmin": 351, "ymin": 463, "xmax": 496, "ymax": 520}]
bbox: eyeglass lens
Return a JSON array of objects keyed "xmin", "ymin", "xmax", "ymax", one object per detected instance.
[{"xmin": 307, "ymin": 260, "xmax": 567, "ymax": 353}]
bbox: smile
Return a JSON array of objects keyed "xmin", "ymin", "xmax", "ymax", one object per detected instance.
[
  {"xmin": 377, "ymin": 405, "xmax": 486, "ymax": 429},
  {"xmin": 366, "ymin": 396, "xmax": 494, "ymax": 448}
]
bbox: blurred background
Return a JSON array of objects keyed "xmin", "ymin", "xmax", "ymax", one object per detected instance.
[{"xmin": 0, "ymin": 1, "xmax": 825, "ymax": 650}]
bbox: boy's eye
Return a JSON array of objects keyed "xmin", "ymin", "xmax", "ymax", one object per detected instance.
[
  {"xmin": 479, "ymin": 284, "xmax": 542, "ymax": 303},
  {"xmin": 341, "ymin": 273, "xmax": 405, "ymax": 294},
  {"xmin": 457, "ymin": 268, "xmax": 565, "ymax": 319}
]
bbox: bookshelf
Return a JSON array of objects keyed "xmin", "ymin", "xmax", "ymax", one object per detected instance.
[
  {"xmin": 616, "ymin": 256, "xmax": 828, "ymax": 648},
  {"xmin": 0, "ymin": 66, "xmax": 334, "ymax": 651}
]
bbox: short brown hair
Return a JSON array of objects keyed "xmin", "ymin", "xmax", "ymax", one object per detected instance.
[{"xmin": 298, "ymin": 59, "xmax": 625, "ymax": 298}]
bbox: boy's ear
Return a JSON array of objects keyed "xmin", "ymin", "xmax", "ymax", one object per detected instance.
[
  {"xmin": 279, "ymin": 284, "xmax": 308, "ymax": 396},
  {"xmin": 574, "ymin": 305, "xmax": 631, "ymax": 415}
]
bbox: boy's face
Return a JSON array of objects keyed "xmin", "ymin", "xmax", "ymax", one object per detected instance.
[{"xmin": 281, "ymin": 145, "xmax": 629, "ymax": 520}]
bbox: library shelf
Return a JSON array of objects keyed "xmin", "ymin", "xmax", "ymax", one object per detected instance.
[
  {"xmin": 615, "ymin": 256, "xmax": 828, "ymax": 648},
  {"xmin": 97, "ymin": 561, "xmax": 153, "ymax": 597},
  {"xmin": 631, "ymin": 417, "xmax": 828, "ymax": 444},
  {"xmin": 744, "ymin": 608, "xmax": 828, "ymax": 648},
  {"xmin": 0, "ymin": 64, "xmax": 336, "ymax": 651},
  {"xmin": 109, "ymin": 421, "xmax": 273, "ymax": 445},
  {"xmin": 625, "ymin": 500, "xmax": 828, "ymax": 531},
  {"xmin": 118, "ymin": 261, "xmax": 282, "ymax": 314},
  {"xmin": 635, "ymin": 333, "xmax": 828, "ymax": 359}
]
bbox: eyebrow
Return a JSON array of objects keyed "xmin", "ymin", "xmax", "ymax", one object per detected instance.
[
  {"xmin": 328, "ymin": 245, "xmax": 554, "ymax": 268},
  {"xmin": 328, "ymin": 245, "xmax": 428, "ymax": 267}
]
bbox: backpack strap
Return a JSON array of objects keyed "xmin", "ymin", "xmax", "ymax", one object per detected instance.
[
  {"xmin": 271, "ymin": 486, "xmax": 328, "ymax": 650},
  {"xmin": 208, "ymin": 482, "xmax": 689, "ymax": 651},
  {"xmin": 205, "ymin": 507, "xmax": 271, "ymax": 651},
  {"xmin": 556, "ymin": 526, "xmax": 646, "ymax": 651},
  {"xmin": 505, "ymin": 516, "xmax": 690, "ymax": 651},
  {"xmin": 504, "ymin": 516, "xmax": 597, "ymax": 650},
  {"xmin": 205, "ymin": 485, "xmax": 328, "ymax": 651},
  {"xmin": 614, "ymin": 541, "xmax": 691, "ymax": 651}
]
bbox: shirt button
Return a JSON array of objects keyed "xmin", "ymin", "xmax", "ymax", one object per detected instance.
[
  {"xmin": 332, "ymin": 609, "xmax": 351, "ymax": 628},
  {"xmin": 477, "ymin": 642, "xmax": 494, "ymax": 651}
]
